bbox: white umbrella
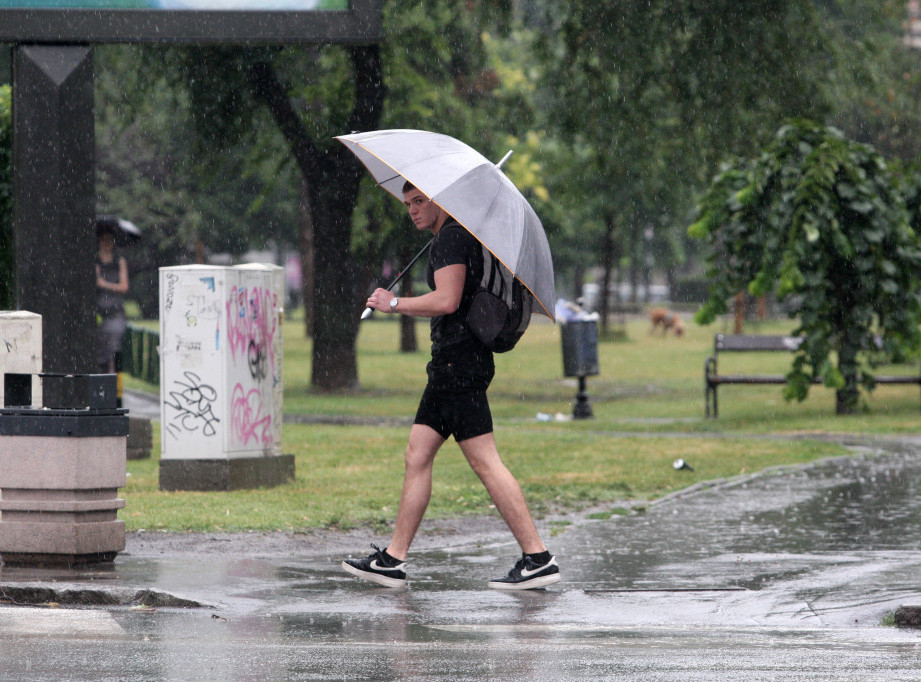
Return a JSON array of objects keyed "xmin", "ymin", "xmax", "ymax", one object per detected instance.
[
  {"xmin": 336, "ymin": 129, "xmax": 556, "ymax": 320},
  {"xmin": 117, "ymin": 219, "xmax": 142, "ymax": 242}
]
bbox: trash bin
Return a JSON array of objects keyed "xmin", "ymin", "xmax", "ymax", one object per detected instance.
[
  {"xmin": 0, "ymin": 373, "xmax": 128, "ymax": 567},
  {"xmin": 561, "ymin": 320, "xmax": 600, "ymax": 378},
  {"xmin": 560, "ymin": 320, "xmax": 599, "ymax": 419}
]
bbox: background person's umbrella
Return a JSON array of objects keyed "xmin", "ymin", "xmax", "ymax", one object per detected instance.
[
  {"xmin": 96, "ymin": 215, "xmax": 142, "ymax": 247},
  {"xmin": 336, "ymin": 129, "xmax": 556, "ymax": 320}
]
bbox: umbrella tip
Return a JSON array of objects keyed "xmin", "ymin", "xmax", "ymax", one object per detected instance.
[{"xmin": 496, "ymin": 150, "xmax": 514, "ymax": 169}]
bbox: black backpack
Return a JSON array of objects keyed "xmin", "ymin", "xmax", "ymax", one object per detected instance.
[{"xmin": 465, "ymin": 243, "xmax": 532, "ymax": 353}]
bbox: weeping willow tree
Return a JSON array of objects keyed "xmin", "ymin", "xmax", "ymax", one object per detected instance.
[{"xmin": 690, "ymin": 120, "xmax": 921, "ymax": 414}]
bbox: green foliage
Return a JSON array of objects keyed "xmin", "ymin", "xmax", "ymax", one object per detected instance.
[
  {"xmin": 351, "ymin": 0, "xmax": 496, "ymax": 283},
  {"xmin": 0, "ymin": 84, "xmax": 12, "ymax": 309},
  {"xmin": 531, "ymin": 1, "xmax": 841, "ymax": 320},
  {"xmin": 94, "ymin": 46, "xmax": 300, "ymax": 317},
  {"xmin": 529, "ymin": 0, "xmax": 921, "ymax": 319},
  {"xmin": 690, "ymin": 120, "xmax": 921, "ymax": 413},
  {"xmin": 825, "ymin": 1, "xmax": 921, "ymax": 164}
]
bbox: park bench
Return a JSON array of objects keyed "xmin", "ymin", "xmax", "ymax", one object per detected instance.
[{"xmin": 704, "ymin": 333, "xmax": 921, "ymax": 418}]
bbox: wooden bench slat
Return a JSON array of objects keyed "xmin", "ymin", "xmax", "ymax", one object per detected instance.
[
  {"xmin": 714, "ymin": 334, "xmax": 802, "ymax": 352},
  {"xmin": 709, "ymin": 375, "xmax": 789, "ymax": 385},
  {"xmin": 871, "ymin": 375, "xmax": 921, "ymax": 384}
]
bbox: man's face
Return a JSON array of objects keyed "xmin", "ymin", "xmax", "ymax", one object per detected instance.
[{"xmin": 403, "ymin": 189, "xmax": 441, "ymax": 231}]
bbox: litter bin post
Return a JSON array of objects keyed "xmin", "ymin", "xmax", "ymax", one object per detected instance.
[{"xmin": 560, "ymin": 320, "xmax": 600, "ymax": 419}]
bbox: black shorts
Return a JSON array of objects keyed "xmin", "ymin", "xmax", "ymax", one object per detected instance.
[{"xmin": 414, "ymin": 384, "xmax": 493, "ymax": 442}]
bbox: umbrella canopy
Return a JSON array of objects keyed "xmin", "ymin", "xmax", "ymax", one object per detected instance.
[
  {"xmin": 336, "ymin": 129, "xmax": 556, "ymax": 320},
  {"xmin": 96, "ymin": 215, "xmax": 142, "ymax": 247}
]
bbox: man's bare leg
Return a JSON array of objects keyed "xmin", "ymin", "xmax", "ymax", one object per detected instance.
[
  {"xmin": 385, "ymin": 424, "xmax": 446, "ymax": 560},
  {"xmin": 458, "ymin": 432, "xmax": 546, "ymax": 554}
]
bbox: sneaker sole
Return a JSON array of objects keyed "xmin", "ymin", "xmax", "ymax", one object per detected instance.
[
  {"xmin": 487, "ymin": 572, "xmax": 561, "ymax": 590},
  {"xmin": 341, "ymin": 561, "xmax": 407, "ymax": 589}
]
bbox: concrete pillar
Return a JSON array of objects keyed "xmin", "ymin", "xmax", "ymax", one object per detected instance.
[{"xmin": 12, "ymin": 45, "xmax": 96, "ymax": 378}]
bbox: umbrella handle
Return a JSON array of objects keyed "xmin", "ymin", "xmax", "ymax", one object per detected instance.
[{"xmin": 360, "ymin": 240, "xmax": 433, "ymax": 321}]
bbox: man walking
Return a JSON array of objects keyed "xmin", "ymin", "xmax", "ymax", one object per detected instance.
[{"xmin": 341, "ymin": 182, "xmax": 560, "ymax": 590}]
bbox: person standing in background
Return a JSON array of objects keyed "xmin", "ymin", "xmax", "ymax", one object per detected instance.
[{"xmin": 95, "ymin": 219, "xmax": 129, "ymax": 374}]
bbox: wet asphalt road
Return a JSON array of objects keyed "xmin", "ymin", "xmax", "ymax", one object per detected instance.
[{"xmin": 3, "ymin": 441, "xmax": 921, "ymax": 680}]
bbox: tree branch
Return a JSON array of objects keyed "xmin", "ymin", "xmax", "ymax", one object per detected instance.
[{"xmin": 247, "ymin": 60, "xmax": 319, "ymax": 180}]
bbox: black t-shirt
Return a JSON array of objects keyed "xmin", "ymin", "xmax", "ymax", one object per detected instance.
[{"xmin": 425, "ymin": 220, "xmax": 494, "ymax": 386}]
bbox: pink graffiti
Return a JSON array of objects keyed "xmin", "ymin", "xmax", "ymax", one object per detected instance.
[
  {"xmin": 230, "ymin": 383, "xmax": 274, "ymax": 447},
  {"xmin": 226, "ymin": 285, "xmax": 278, "ymax": 380}
]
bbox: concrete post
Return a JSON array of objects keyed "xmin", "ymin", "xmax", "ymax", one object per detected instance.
[{"xmin": 12, "ymin": 45, "xmax": 96, "ymax": 379}]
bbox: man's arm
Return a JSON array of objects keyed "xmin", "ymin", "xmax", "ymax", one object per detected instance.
[{"xmin": 366, "ymin": 264, "xmax": 465, "ymax": 317}]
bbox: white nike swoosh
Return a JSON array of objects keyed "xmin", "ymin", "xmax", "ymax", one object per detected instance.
[
  {"xmin": 520, "ymin": 560, "xmax": 555, "ymax": 578},
  {"xmin": 370, "ymin": 560, "xmax": 405, "ymax": 572}
]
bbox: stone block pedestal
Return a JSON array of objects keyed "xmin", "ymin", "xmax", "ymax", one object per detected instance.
[
  {"xmin": 127, "ymin": 417, "xmax": 152, "ymax": 460},
  {"xmin": 0, "ymin": 408, "xmax": 128, "ymax": 567},
  {"xmin": 159, "ymin": 454, "xmax": 294, "ymax": 492}
]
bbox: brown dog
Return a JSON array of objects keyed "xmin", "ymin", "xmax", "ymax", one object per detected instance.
[{"xmin": 649, "ymin": 307, "xmax": 685, "ymax": 337}]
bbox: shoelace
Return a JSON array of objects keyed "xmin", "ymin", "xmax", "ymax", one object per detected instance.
[
  {"xmin": 370, "ymin": 543, "xmax": 395, "ymax": 567},
  {"xmin": 506, "ymin": 555, "xmax": 528, "ymax": 577}
]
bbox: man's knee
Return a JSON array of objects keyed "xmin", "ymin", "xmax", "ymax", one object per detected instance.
[
  {"xmin": 405, "ymin": 428, "xmax": 443, "ymax": 471},
  {"xmin": 460, "ymin": 435, "xmax": 503, "ymax": 476},
  {"xmin": 404, "ymin": 444, "xmax": 432, "ymax": 472}
]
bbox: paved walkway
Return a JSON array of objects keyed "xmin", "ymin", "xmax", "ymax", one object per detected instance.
[{"xmin": 2, "ymin": 430, "xmax": 921, "ymax": 679}]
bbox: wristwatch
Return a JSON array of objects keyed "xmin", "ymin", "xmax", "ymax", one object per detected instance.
[{"xmin": 389, "ymin": 297, "xmax": 399, "ymax": 312}]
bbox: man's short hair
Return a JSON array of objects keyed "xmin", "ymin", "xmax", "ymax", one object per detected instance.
[{"xmin": 402, "ymin": 180, "xmax": 417, "ymax": 194}]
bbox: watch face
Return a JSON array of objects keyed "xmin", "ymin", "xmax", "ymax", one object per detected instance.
[{"xmin": 390, "ymin": 297, "xmax": 399, "ymax": 308}]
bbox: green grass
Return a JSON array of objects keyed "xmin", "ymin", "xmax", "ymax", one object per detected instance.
[{"xmin": 124, "ymin": 310, "xmax": 918, "ymax": 532}]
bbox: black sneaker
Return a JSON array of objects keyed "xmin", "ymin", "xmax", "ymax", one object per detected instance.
[
  {"xmin": 341, "ymin": 544, "xmax": 407, "ymax": 588},
  {"xmin": 488, "ymin": 553, "xmax": 561, "ymax": 590}
]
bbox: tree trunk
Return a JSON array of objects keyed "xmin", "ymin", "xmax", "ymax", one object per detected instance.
[
  {"xmin": 310, "ymin": 180, "xmax": 362, "ymax": 389},
  {"xmin": 299, "ymin": 180, "xmax": 315, "ymax": 338},
  {"xmin": 835, "ymin": 341, "xmax": 860, "ymax": 415},
  {"xmin": 629, "ymin": 242, "xmax": 640, "ymax": 303},
  {"xmin": 399, "ymin": 261, "xmax": 418, "ymax": 353},
  {"xmin": 733, "ymin": 292, "xmax": 746, "ymax": 334},
  {"xmin": 573, "ymin": 265, "xmax": 584, "ymax": 304},
  {"xmin": 599, "ymin": 221, "xmax": 615, "ymax": 335},
  {"xmin": 835, "ymin": 385, "xmax": 859, "ymax": 415},
  {"xmin": 248, "ymin": 46, "xmax": 383, "ymax": 391}
]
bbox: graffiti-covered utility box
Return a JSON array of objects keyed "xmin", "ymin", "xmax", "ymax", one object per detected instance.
[{"xmin": 158, "ymin": 264, "xmax": 293, "ymax": 491}]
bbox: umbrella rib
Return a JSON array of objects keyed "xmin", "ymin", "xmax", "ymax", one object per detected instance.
[
  {"xmin": 346, "ymin": 144, "xmax": 410, "ymax": 201},
  {"xmin": 376, "ymin": 173, "xmax": 403, "ymax": 190}
]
